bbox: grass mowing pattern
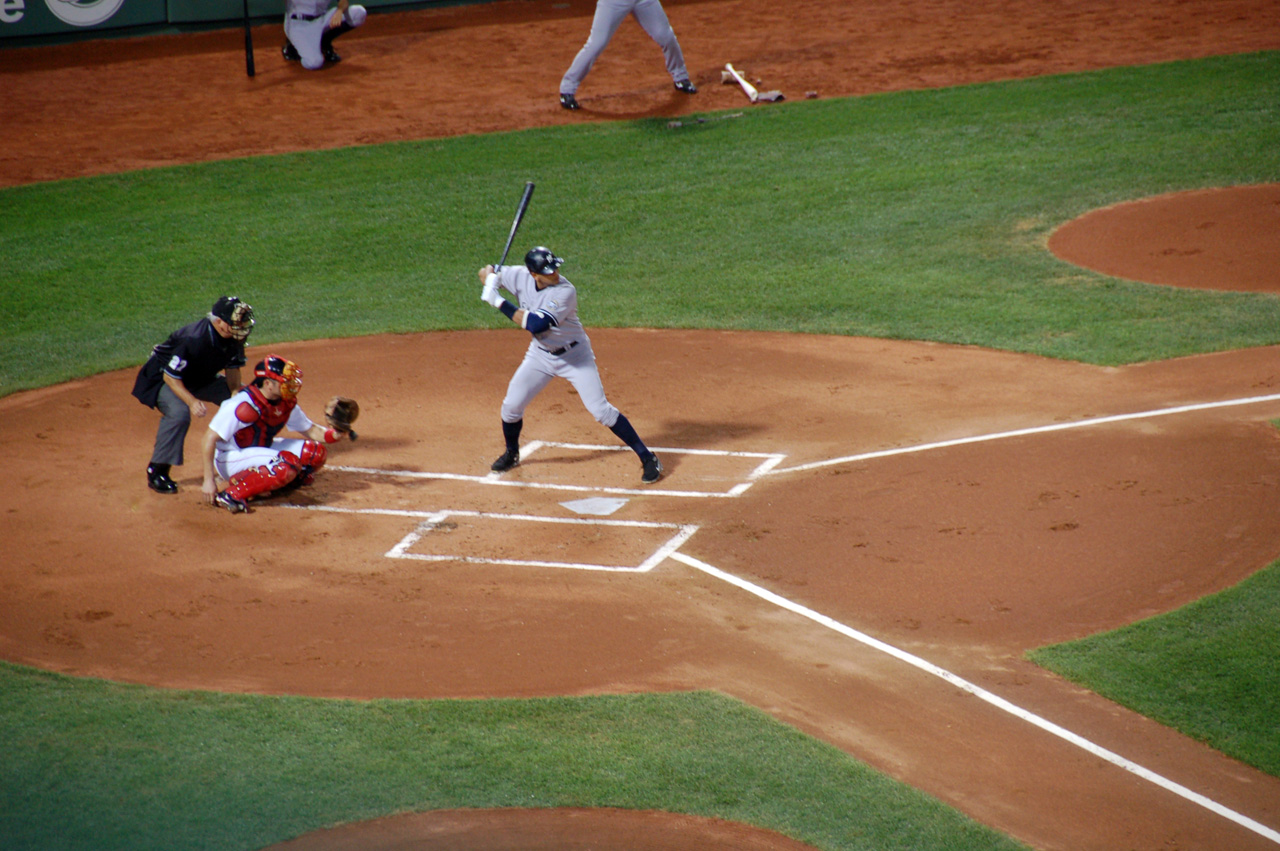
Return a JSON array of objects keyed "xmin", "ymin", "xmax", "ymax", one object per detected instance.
[
  {"xmin": 0, "ymin": 666, "xmax": 1028, "ymax": 851},
  {"xmin": 2, "ymin": 53, "xmax": 1280, "ymax": 393},
  {"xmin": 1029, "ymin": 561, "xmax": 1280, "ymax": 777}
]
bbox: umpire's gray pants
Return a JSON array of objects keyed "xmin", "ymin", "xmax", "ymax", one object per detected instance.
[
  {"xmin": 560, "ymin": 0, "xmax": 689, "ymax": 96},
  {"xmin": 150, "ymin": 378, "xmax": 232, "ymax": 467}
]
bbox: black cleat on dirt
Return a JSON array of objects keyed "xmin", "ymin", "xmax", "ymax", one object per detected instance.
[
  {"xmin": 214, "ymin": 491, "xmax": 248, "ymax": 514},
  {"xmin": 147, "ymin": 464, "xmax": 178, "ymax": 494},
  {"xmin": 490, "ymin": 447, "xmax": 520, "ymax": 472},
  {"xmin": 641, "ymin": 453, "xmax": 664, "ymax": 484}
]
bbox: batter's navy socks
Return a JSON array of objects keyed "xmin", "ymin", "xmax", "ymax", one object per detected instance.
[
  {"xmin": 147, "ymin": 464, "xmax": 177, "ymax": 494},
  {"xmin": 559, "ymin": 93, "xmax": 581, "ymax": 110},
  {"xmin": 642, "ymin": 453, "xmax": 664, "ymax": 484},
  {"xmin": 674, "ymin": 79, "xmax": 697, "ymax": 94}
]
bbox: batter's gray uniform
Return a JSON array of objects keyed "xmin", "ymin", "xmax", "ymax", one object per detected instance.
[
  {"xmin": 560, "ymin": 0, "xmax": 691, "ymax": 97},
  {"xmin": 493, "ymin": 265, "xmax": 617, "ymax": 427},
  {"xmin": 284, "ymin": 0, "xmax": 367, "ymax": 70},
  {"xmin": 481, "ymin": 247, "xmax": 663, "ymax": 484}
]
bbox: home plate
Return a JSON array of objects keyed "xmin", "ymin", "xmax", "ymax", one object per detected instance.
[{"xmin": 561, "ymin": 497, "xmax": 629, "ymax": 516}]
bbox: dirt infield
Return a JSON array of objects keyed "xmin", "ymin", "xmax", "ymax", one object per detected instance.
[{"xmin": 3, "ymin": 1, "xmax": 1280, "ymax": 850}]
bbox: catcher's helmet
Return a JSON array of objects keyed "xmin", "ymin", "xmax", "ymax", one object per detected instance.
[
  {"xmin": 524, "ymin": 246, "xmax": 564, "ymax": 276},
  {"xmin": 254, "ymin": 354, "xmax": 303, "ymax": 401},
  {"xmin": 210, "ymin": 295, "xmax": 255, "ymax": 342}
]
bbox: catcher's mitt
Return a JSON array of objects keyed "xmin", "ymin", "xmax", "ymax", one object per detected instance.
[{"xmin": 325, "ymin": 396, "xmax": 360, "ymax": 439}]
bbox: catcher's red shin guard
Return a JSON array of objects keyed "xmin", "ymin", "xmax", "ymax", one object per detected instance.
[{"xmin": 225, "ymin": 451, "xmax": 302, "ymax": 500}]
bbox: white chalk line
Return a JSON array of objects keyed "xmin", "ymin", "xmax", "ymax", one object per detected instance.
[
  {"xmin": 771, "ymin": 393, "xmax": 1280, "ymax": 475},
  {"xmin": 290, "ymin": 504, "xmax": 699, "ymax": 573},
  {"xmin": 667, "ymin": 550, "xmax": 1280, "ymax": 845},
  {"xmin": 334, "ymin": 441, "xmax": 787, "ymax": 499}
]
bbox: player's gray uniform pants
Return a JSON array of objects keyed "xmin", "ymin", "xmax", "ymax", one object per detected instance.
[
  {"xmin": 285, "ymin": 4, "xmax": 367, "ymax": 70},
  {"xmin": 501, "ymin": 340, "xmax": 620, "ymax": 428},
  {"xmin": 151, "ymin": 378, "xmax": 232, "ymax": 467},
  {"xmin": 560, "ymin": 0, "xmax": 689, "ymax": 96}
]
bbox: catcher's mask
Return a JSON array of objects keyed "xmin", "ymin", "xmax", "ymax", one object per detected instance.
[
  {"xmin": 210, "ymin": 296, "xmax": 255, "ymax": 342},
  {"xmin": 524, "ymin": 246, "xmax": 564, "ymax": 276},
  {"xmin": 254, "ymin": 354, "xmax": 303, "ymax": 401}
]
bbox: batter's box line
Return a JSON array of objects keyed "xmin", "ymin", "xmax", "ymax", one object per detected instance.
[
  {"xmin": 333, "ymin": 441, "xmax": 787, "ymax": 498},
  {"xmin": 289, "ymin": 505, "xmax": 699, "ymax": 572}
]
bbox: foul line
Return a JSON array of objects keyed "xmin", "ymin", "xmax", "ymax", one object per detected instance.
[
  {"xmin": 669, "ymin": 550, "xmax": 1280, "ymax": 846},
  {"xmin": 772, "ymin": 393, "xmax": 1280, "ymax": 475}
]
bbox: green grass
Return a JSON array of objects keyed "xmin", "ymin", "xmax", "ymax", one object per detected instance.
[
  {"xmin": 4, "ymin": 49, "xmax": 1280, "ymax": 850},
  {"xmin": 1030, "ymin": 561, "xmax": 1280, "ymax": 777},
  {"xmin": 0, "ymin": 669, "xmax": 1027, "ymax": 851},
  {"xmin": 3, "ymin": 52, "xmax": 1279, "ymax": 394}
]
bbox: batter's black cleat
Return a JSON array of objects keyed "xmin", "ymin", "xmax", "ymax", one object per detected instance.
[
  {"xmin": 641, "ymin": 453, "xmax": 664, "ymax": 484},
  {"xmin": 673, "ymin": 79, "xmax": 697, "ymax": 94},
  {"xmin": 213, "ymin": 491, "xmax": 248, "ymax": 514},
  {"xmin": 559, "ymin": 93, "xmax": 581, "ymax": 110},
  {"xmin": 282, "ymin": 41, "xmax": 301, "ymax": 62},
  {"xmin": 323, "ymin": 46, "xmax": 342, "ymax": 64},
  {"xmin": 491, "ymin": 447, "xmax": 520, "ymax": 472},
  {"xmin": 147, "ymin": 464, "xmax": 178, "ymax": 494}
]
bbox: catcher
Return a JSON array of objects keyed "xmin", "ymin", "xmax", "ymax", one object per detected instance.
[{"xmin": 200, "ymin": 354, "xmax": 359, "ymax": 513}]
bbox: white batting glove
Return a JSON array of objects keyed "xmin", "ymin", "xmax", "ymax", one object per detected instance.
[
  {"xmin": 482, "ymin": 286, "xmax": 507, "ymax": 309},
  {"xmin": 481, "ymin": 273, "xmax": 500, "ymax": 305}
]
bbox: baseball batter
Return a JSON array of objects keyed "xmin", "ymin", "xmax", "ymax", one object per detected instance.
[
  {"xmin": 479, "ymin": 247, "xmax": 663, "ymax": 484},
  {"xmin": 559, "ymin": 0, "xmax": 697, "ymax": 110},
  {"xmin": 201, "ymin": 354, "xmax": 347, "ymax": 513},
  {"xmin": 282, "ymin": 0, "xmax": 367, "ymax": 70}
]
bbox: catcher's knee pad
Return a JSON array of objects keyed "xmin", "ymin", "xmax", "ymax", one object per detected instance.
[
  {"xmin": 298, "ymin": 440, "xmax": 327, "ymax": 471},
  {"xmin": 226, "ymin": 451, "xmax": 302, "ymax": 500}
]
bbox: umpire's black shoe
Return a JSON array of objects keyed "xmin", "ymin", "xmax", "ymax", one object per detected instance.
[
  {"xmin": 491, "ymin": 447, "xmax": 520, "ymax": 472},
  {"xmin": 673, "ymin": 79, "xmax": 698, "ymax": 94},
  {"xmin": 559, "ymin": 93, "xmax": 581, "ymax": 110},
  {"xmin": 641, "ymin": 453, "xmax": 664, "ymax": 484},
  {"xmin": 147, "ymin": 464, "xmax": 178, "ymax": 494},
  {"xmin": 282, "ymin": 41, "xmax": 301, "ymax": 62}
]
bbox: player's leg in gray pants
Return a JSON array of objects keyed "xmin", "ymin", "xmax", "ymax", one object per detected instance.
[
  {"xmin": 631, "ymin": 0, "xmax": 689, "ymax": 83},
  {"xmin": 150, "ymin": 378, "xmax": 231, "ymax": 467},
  {"xmin": 560, "ymin": 0, "xmax": 688, "ymax": 96}
]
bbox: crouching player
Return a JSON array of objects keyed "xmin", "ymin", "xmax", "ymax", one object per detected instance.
[{"xmin": 201, "ymin": 354, "xmax": 346, "ymax": 513}]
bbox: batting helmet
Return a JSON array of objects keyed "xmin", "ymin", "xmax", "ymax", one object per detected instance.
[
  {"xmin": 525, "ymin": 247, "xmax": 564, "ymax": 276},
  {"xmin": 254, "ymin": 354, "xmax": 303, "ymax": 401}
]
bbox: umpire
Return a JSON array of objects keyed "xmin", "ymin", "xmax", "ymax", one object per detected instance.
[{"xmin": 132, "ymin": 296, "xmax": 255, "ymax": 494}]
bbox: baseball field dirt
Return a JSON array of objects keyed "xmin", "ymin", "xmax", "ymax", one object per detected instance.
[{"xmin": 2, "ymin": 1, "xmax": 1279, "ymax": 849}]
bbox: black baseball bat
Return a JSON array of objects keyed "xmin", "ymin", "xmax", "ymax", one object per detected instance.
[
  {"xmin": 243, "ymin": 0, "xmax": 255, "ymax": 78},
  {"xmin": 497, "ymin": 182, "xmax": 535, "ymax": 269}
]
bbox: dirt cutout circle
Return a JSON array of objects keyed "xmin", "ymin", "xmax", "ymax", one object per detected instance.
[
  {"xmin": 1050, "ymin": 183, "xmax": 1280, "ymax": 293},
  {"xmin": 4, "ymin": 2, "xmax": 1280, "ymax": 851}
]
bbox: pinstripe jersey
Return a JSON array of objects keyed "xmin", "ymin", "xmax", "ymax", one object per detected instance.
[{"xmin": 495, "ymin": 265, "xmax": 586, "ymax": 354}]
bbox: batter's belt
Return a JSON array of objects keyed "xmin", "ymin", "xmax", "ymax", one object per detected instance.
[
  {"xmin": 289, "ymin": 12, "xmax": 324, "ymax": 20},
  {"xmin": 540, "ymin": 340, "xmax": 580, "ymax": 356}
]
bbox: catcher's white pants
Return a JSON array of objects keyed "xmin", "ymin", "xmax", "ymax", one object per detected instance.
[{"xmin": 214, "ymin": 438, "xmax": 308, "ymax": 482}]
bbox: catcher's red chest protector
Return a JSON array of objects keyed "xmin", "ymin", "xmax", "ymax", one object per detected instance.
[{"xmin": 233, "ymin": 386, "xmax": 298, "ymax": 448}]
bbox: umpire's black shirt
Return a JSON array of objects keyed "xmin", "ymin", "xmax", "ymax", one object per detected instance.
[{"xmin": 131, "ymin": 317, "xmax": 247, "ymax": 408}]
